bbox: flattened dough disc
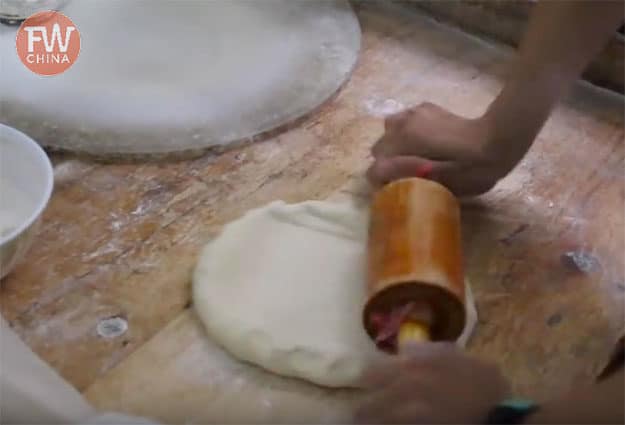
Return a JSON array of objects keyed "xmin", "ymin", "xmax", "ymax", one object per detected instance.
[
  {"xmin": 193, "ymin": 199, "xmax": 478, "ymax": 388},
  {"xmin": 0, "ymin": 0, "xmax": 360, "ymax": 158}
]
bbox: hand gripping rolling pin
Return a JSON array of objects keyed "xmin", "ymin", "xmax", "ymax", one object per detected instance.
[
  {"xmin": 363, "ymin": 177, "xmax": 538, "ymax": 418},
  {"xmin": 364, "ymin": 177, "xmax": 466, "ymax": 353}
]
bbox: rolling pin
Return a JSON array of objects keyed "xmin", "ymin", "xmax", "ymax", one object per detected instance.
[{"xmin": 364, "ymin": 177, "xmax": 466, "ymax": 353}]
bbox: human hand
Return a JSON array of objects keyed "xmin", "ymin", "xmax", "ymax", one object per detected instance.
[
  {"xmin": 367, "ymin": 103, "xmax": 517, "ymax": 196},
  {"xmin": 354, "ymin": 343, "xmax": 510, "ymax": 424}
]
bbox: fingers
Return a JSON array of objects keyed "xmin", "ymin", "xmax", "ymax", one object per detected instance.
[
  {"xmin": 367, "ymin": 155, "xmax": 500, "ymax": 196},
  {"xmin": 355, "ymin": 366, "xmax": 458, "ymax": 423},
  {"xmin": 356, "ymin": 401, "xmax": 446, "ymax": 425},
  {"xmin": 358, "ymin": 343, "xmax": 456, "ymax": 389},
  {"xmin": 367, "ymin": 156, "xmax": 423, "ymax": 185},
  {"xmin": 375, "ymin": 101, "xmax": 488, "ymax": 164},
  {"xmin": 400, "ymin": 341, "xmax": 457, "ymax": 360},
  {"xmin": 384, "ymin": 108, "xmax": 411, "ymax": 132},
  {"xmin": 371, "ymin": 109, "xmax": 412, "ymax": 158},
  {"xmin": 354, "ymin": 343, "xmax": 510, "ymax": 425},
  {"xmin": 357, "ymin": 358, "xmax": 399, "ymax": 389},
  {"xmin": 375, "ymin": 102, "xmax": 454, "ymax": 159},
  {"xmin": 366, "ymin": 156, "xmax": 452, "ymax": 187},
  {"xmin": 355, "ymin": 377, "xmax": 435, "ymax": 424},
  {"xmin": 371, "ymin": 135, "xmax": 389, "ymax": 158},
  {"xmin": 374, "ymin": 106, "xmax": 425, "ymax": 158}
]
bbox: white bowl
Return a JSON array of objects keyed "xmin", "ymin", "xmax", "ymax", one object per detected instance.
[{"xmin": 0, "ymin": 124, "xmax": 54, "ymax": 279}]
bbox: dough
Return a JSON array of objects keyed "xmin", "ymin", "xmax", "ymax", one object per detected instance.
[{"xmin": 193, "ymin": 200, "xmax": 477, "ymax": 388}]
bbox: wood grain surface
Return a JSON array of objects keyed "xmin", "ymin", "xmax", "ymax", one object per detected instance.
[{"xmin": 1, "ymin": 2, "xmax": 623, "ymax": 420}]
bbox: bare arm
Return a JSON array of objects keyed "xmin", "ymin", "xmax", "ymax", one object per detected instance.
[
  {"xmin": 484, "ymin": 0, "xmax": 625, "ymax": 169},
  {"xmin": 369, "ymin": 1, "xmax": 625, "ymax": 195}
]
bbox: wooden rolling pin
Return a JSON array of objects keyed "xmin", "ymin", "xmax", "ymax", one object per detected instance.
[{"xmin": 364, "ymin": 177, "xmax": 466, "ymax": 353}]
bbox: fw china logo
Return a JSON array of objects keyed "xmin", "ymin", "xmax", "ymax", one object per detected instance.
[{"xmin": 15, "ymin": 10, "xmax": 81, "ymax": 76}]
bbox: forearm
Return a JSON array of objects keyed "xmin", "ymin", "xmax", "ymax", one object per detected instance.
[{"xmin": 483, "ymin": 0, "xmax": 624, "ymax": 166}]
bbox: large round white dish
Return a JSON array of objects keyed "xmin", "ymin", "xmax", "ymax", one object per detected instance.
[{"xmin": 0, "ymin": 0, "xmax": 361, "ymax": 158}]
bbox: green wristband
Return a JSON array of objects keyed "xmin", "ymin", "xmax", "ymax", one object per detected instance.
[
  {"xmin": 484, "ymin": 398, "xmax": 538, "ymax": 424},
  {"xmin": 499, "ymin": 398, "xmax": 536, "ymax": 410}
]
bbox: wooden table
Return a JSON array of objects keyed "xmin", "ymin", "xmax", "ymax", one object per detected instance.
[{"xmin": 2, "ymin": 3, "xmax": 623, "ymax": 423}]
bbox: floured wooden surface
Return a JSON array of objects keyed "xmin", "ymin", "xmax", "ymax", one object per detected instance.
[
  {"xmin": 1, "ymin": 2, "xmax": 623, "ymax": 414},
  {"xmin": 84, "ymin": 311, "xmax": 361, "ymax": 424},
  {"xmin": 83, "ymin": 181, "xmax": 478, "ymax": 424}
]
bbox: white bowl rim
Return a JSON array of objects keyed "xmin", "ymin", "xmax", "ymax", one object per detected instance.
[{"xmin": 0, "ymin": 123, "xmax": 54, "ymax": 246}]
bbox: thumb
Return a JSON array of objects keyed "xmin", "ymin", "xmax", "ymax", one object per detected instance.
[{"xmin": 400, "ymin": 341, "xmax": 458, "ymax": 360}]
